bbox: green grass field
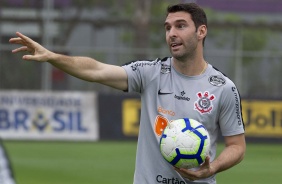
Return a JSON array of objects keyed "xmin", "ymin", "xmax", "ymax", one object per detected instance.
[{"xmin": 3, "ymin": 141, "xmax": 282, "ymax": 184}]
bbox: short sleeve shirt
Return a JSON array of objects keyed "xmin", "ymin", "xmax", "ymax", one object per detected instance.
[{"xmin": 122, "ymin": 57, "xmax": 245, "ymax": 184}]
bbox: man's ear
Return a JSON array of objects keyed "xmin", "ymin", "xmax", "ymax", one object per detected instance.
[{"xmin": 197, "ymin": 25, "xmax": 207, "ymax": 40}]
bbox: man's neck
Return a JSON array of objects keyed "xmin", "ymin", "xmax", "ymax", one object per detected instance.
[{"xmin": 172, "ymin": 57, "xmax": 207, "ymax": 76}]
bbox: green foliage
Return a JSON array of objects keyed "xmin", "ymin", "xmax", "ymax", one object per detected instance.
[
  {"xmin": 242, "ymin": 28, "xmax": 269, "ymax": 65},
  {"xmin": 223, "ymin": 13, "xmax": 242, "ymax": 23},
  {"xmin": 151, "ymin": 1, "xmax": 171, "ymax": 18},
  {"xmin": 242, "ymin": 29, "xmax": 268, "ymax": 51},
  {"xmin": 205, "ymin": 9, "xmax": 270, "ymax": 66}
]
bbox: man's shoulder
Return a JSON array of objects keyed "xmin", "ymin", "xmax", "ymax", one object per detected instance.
[{"xmin": 208, "ymin": 65, "xmax": 236, "ymax": 87}]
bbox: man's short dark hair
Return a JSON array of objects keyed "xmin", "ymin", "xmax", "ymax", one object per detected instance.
[{"xmin": 166, "ymin": 3, "xmax": 207, "ymax": 46}]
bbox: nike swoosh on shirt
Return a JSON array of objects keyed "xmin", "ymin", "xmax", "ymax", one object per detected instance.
[{"xmin": 158, "ymin": 89, "xmax": 173, "ymax": 95}]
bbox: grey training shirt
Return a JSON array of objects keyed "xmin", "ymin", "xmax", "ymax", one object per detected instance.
[{"xmin": 122, "ymin": 57, "xmax": 245, "ymax": 184}]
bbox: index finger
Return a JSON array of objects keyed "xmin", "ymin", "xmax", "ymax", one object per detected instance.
[{"xmin": 15, "ymin": 32, "xmax": 34, "ymax": 43}]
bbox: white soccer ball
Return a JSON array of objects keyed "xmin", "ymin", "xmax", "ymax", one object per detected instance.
[{"xmin": 159, "ymin": 118, "xmax": 210, "ymax": 169}]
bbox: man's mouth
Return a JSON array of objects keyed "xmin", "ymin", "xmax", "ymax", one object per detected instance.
[{"xmin": 171, "ymin": 43, "xmax": 182, "ymax": 49}]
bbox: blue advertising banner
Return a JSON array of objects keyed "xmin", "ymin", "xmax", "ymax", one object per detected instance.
[{"xmin": 0, "ymin": 91, "xmax": 99, "ymax": 141}]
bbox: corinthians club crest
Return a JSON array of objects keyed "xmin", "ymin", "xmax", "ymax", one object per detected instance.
[{"xmin": 194, "ymin": 91, "xmax": 215, "ymax": 114}]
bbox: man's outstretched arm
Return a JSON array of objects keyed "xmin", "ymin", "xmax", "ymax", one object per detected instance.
[{"xmin": 9, "ymin": 32, "xmax": 128, "ymax": 90}]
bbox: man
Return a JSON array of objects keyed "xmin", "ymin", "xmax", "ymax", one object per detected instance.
[
  {"xmin": 9, "ymin": 3, "xmax": 245, "ymax": 184},
  {"xmin": 0, "ymin": 140, "xmax": 16, "ymax": 184}
]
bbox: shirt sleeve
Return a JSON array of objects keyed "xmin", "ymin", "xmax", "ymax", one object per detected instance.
[
  {"xmin": 122, "ymin": 59, "xmax": 161, "ymax": 93},
  {"xmin": 219, "ymin": 80, "xmax": 245, "ymax": 136}
]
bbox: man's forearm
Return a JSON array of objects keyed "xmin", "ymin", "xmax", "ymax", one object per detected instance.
[
  {"xmin": 211, "ymin": 143, "xmax": 245, "ymax": 175},
  {"xmin": 48, "ymin": 54, "xmax": 102, "ymax": 82}
]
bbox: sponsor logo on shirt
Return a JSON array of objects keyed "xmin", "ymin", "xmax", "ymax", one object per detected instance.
[
  {"xmin": 128, "ymin": 60, "xmax": 160, "ymax": 71},
  {"xmin": 161, "ymin": 64, "xmax": 171, "ymax": 74},
  {"xmin": 174, "ymin": 91, "xmax": 190, "ymax": 101},
  {"xmin": 194, "ymin": 91, "xmax": 215, "ymax": 114},
  {"xmin": 158, "ymin": 89, "xmax": 173, "ymax": 95},
  {"xmin": 208, "ymin": 75, "xmax": 226, "ymax": 87},
  {"xmin": 154, "ymin": 115, "xmax": 169, "ymax": 136},
  {"xmin": 158, "ymin": 106, "xmax": 175, "ymax": 116},
  {"xmin": 232, "ymin": 87, "xmax": 242, "ymax": 125},
  {"xmin": 156, "ymin": 175, "xmax": 186, "ymax": 184}
]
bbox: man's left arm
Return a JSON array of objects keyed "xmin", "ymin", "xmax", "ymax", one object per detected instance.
[
  {"xmin": 210, "ymin": 133, "xmax": 246, "ymax": 173},
  {"xmin": 175, "ymin": 133, "xmax": 246, "ymax": 181}
]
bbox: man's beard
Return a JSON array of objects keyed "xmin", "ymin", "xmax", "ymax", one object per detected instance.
[
  {"xmin": 170, "ymin": 36, "xmax": 198, "ymax": 62},
  {"xmin": 171, "ymin": 45, "xmax": 197, "ymax": 62}
]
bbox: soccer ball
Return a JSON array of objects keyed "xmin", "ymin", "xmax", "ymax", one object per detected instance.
[{"xmin": 159, "ymin": 118, "xmax": 210, "ymax": 169}]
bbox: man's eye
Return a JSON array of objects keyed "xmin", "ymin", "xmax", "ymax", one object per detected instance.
[
  {"xmin": 165, "ymin": 27, "xmax": 171, "ymax": 31},
  {"xmin": 178, "ymin": 24, "xmax": 185, "ymax": 28}
]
